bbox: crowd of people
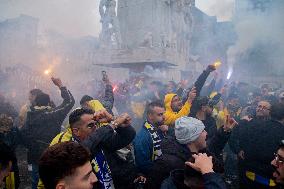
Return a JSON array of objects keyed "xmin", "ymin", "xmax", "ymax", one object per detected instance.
[{"xmin": 1, "ymin": 64, "xmax": 284, "ymax": 189}]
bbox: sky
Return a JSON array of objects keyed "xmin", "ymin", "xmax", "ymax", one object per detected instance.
[{"xmin": 0, "ymin": 0, "xmax": 235, "ymax": 38}]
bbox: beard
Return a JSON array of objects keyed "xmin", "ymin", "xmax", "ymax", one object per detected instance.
[
  {"xmin": 155, "ymin": 120, "xmax": 164, "ymax": 127},
  {"xmin": 272, "ymin": 167, "xmax": 283, "ymax": 184}
]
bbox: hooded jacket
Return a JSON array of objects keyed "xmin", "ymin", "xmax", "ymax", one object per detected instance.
[
  {"xmin": 88, "ymin": 99, "xmax": 105, "ymax": 112},
  {"xmin": 164, "ymin": 94, "xmax": 191, "ymax": 126}
]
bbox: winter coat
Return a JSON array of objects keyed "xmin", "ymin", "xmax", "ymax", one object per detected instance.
[
  {"xmin": 148, "ymin": 128, "xmax": 230, "ymax": 188},
  {"xmin": 133, "ymin": 123, "xmax": 164, "ymax": 174},
  {"xmin": 160, "ymin": 169, "xmax": 226, "ymax": 189},
  {"xmin": 188, "ymin": 69, "xmax": 212, "ymax": 117},
  {"xmin": 82, "ymin": 125, "xmax": 137, "ymax": 189},
  {"xmin": 21, "ymin": 87, "xmax": 75, "ymax": 164},
  {"xmin": 39, "ymin": 125, "xmax": 136, "ymax": 189},
  {"xmin": 238, "ymin": 119, "xmax": 284, "ymax": 179},
  {"xmin": 202, "ymin": 116, "xmax": 218, "ymax": 143}
]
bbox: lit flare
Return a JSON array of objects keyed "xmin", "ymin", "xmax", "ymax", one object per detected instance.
[
  {"xmin": 213, "ymin": 61, "xmax": 222, "ymax": 68},
  {"xmin": 44, "ymin": 69, "xmax": 51, "ymax": 75}
]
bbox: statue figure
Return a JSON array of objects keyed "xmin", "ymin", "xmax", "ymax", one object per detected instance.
[
  {"xmin": 99, "ymin": 0, "xmax": 122, "ymax": 48},
  {"xmin": 140, "ymin": 32, "xmax": 153, "ymax": 47},
  {"xmin": 164, "ymin": 0, "xmax": 194, "ymax": 55}
]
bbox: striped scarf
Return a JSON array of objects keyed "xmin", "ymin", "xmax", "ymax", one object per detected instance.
[
  {"xmin": 144, "ymin": 122, "xmax": 163, "ymax": 161},
  {"xmin": 72, "ymin": 137, "xmax": 114, "ymax": 189}
]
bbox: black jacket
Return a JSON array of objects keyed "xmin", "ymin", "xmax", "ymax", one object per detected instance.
[
  {"xmin": 182, "ymin": 69, "xmax": 212, "ymax": 105},
  {"xmin": 202, "ymin": 116, "xmax": 218, "ymax": 143},
  {"xmin": 160, "ymin": 169, "xmax": 226, "ymax": 189},
  {"xmin": 82, "ymin": 125, "xmax": 137, "ymax": 189},
  {"xmin": 21, "ymin": 87, "xmax": 75, "ymax": 163},
  {"xmin": 188, "ymin": 69, "xmax": 212, "ymax": 117},
  {"xmin": 238, "ymin": 119, "xmax": 284, "ymax": 178},
  {"xmin": 148, "ymin": 128, "xmax": 230, "ymax": 188}
]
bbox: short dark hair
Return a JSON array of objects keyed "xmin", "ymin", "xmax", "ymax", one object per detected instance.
[
  {"xmin": 30, "ymin": 89, "xmax": 43, "ymax": 96},
  {"xmin": 80, "ymin": 95, "xmax": 93, "ymax": 106},
  {"xmin": 146, "ymin": 101, "xmax": 164, "ymax": 115},
  {"xmin": 69, "ymin": 108, "xmax": 93, "ymax": 128},
  {"xmin": 39, "ymin": 142, "xmax": 91, "ymax": 189},
  {"xmin": 0, "ymin": 141, "xmax": 14, "ymax": 171},
  {"xmin": 34, "ymin": 93, "xmax": 50, "ymax": 106},
  {"xmin": 271, "ymin": 103, "xmax": 284, "ymax": 121},
  {"xmin": 194, "ymin": 96, "xmax": 209, "ymax": 110}
]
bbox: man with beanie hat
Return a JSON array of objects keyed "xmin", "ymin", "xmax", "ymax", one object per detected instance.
[
  {"xmin": 148, "ymin": 116, "xmax": 237, "ymax": 188},
  {"xmin": 175, "ymin": 117, "xmax": 207, "ymax": 150}
]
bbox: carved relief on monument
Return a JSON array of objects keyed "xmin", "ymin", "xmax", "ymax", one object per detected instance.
[{"xmin": 99, "ymin": 0, "xmax": 122, "ymax": 48}]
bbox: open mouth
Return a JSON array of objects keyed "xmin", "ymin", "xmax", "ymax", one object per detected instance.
[{"xmin": 273, "ymin": 170, "xmax": 280, "ymax": 178}]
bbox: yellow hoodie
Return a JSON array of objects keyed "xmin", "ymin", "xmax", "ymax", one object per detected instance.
[
  {"xmin": 87, "ymin": 100, "xmax": 105, "ymax": 112},
  {"xmin": 164, "ymin": 93, "xmax": 192, "ymax": 126}
]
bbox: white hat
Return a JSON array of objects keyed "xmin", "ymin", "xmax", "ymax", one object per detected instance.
[{"xmin": 175, "ymin": 116, "xmax": 205, "ymax": 144}]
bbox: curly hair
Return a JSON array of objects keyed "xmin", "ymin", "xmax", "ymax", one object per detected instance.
[{"xmin": 39, "ymin": 142, "xmax": 91, "ymax": 189}]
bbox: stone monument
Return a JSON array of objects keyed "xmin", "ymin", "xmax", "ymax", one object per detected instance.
[{"xmin": 94, "ymin": 0, "xmax": 196, "ymax": 80}]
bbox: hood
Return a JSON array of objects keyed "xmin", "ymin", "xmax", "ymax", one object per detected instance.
[
  {"xmin": 87, "ymin": 100, "xmax": 105, "ymax": 112},
  {"xmin": 164, "ymin": 93, "xmax": 177, "ymax": 112}
]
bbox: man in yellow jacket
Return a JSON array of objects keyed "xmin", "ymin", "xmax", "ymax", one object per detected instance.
[{"xmin": 164, "ymin": 87, "xmax": 196, "ymax": 127}]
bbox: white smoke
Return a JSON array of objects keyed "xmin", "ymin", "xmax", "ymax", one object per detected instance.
[
  {"xmin": 227, "ymin": 1, "xmax": 284, "ymax": 74},
  {"xmin": 143, "ymin": 65, "xmax": 167, "ymax": 79},
  {"xmin": 196, "ymin": 0, "xmax": 234, "ymax": 21}
]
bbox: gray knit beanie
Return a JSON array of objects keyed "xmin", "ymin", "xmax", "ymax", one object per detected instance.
[{"xmin": 175, "ymin": 116, "xmax": 205, "ymax": 144}]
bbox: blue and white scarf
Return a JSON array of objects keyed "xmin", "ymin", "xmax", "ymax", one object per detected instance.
[{"xmin": 72, "ymin": 137, "xmax": 114, "ymax": 189}]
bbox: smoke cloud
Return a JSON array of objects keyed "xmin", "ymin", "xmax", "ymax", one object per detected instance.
[
  {"xmin": 0, "ymin": 0, "xmax": 101, "ymax": 37},
  {"xmin": 196, "ymin": 0, "xmax": 234, "ymax": 21},
  {"xmin": 227, "ymin": 1, "xmax": 284, "ymax": 77}
]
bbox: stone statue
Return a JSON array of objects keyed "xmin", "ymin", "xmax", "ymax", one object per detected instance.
[
  {"xmin": 162, "ymin": 0, "xmax": 194, "ymax": 55},
  {"xmin": 140, "ymin": 32, "xmax": 153, "ymax": 47},
  {"xmin": 99, "ymin": 0, "xmax": 122, "ymax": 48}
]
